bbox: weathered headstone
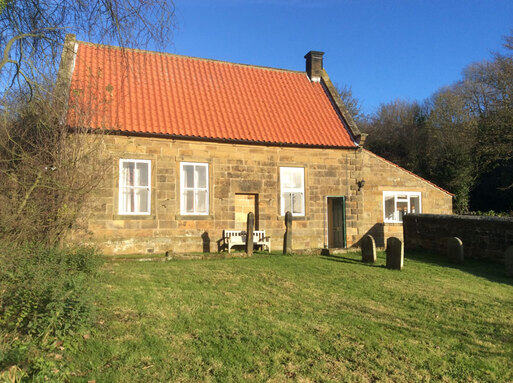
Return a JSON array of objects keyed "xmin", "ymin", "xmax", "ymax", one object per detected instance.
[
  {"xmin": 386, "ymin": 237, "xmax": 404, "ymax": 270},
  {"xmin": 246, "ymin": 212, "xmax": 254, "ymax": 256},
  {"xmin": 361, "ymin": 235, "xmax": 376, "ymax": 263},
  {"xmin": 447, "ymin": 237, "xmax": 464, "ymax": 264},
  {"xmin": 201, "ymin": 231, "xmax": 210, "ymax": 253},
  {"xmin": 505, "ymin": 246, "xmax": 513, "ymax": 277},
  {"xmin": 283, "ymin": 211, "xmax": 292, "ymax": 254}
]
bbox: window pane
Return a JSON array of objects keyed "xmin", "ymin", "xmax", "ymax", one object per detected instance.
[
  {"xmin": 122, "ymin": 162, "xmax": 135, "ymax": 187},
  {"xmin": 196, "ymin": 190, "xmax": 207, "ymax": 213},
  {"xmin": 396, "ymin": 201, "xmax": 408, "ymax": 221},
  {"xmin": 136, "ymin": 162, "xmax": 149, "ymax": 187},
  {"xmin": 119, "ymin": 160, "xmax": 151, "ymax": 214},
  {"xmin": 282, "ymin": 168, "xmax": 303, "ymax": 189},
  {"xmin": 384, "ymin": 195, "xmax": 395, "ymax": 220},
  {"xmin": 181, "ymin": 163, "xmax": 210, "ymax": 214},
  {"xmin": 183, "ymin": 165, "xmax": 194, "ymax": 188},
  {"xmin": 122, "ymin": 189, "xmax": 134, "ymax": 213},
  {"xmin": 291, "ymin": 170, "xmax": 303, "ymax": 189},
  {"xmin": 196, "ymin": 165, "xmax": 207, "ymax": 189},
  {"xmin": 292, "ymin": 192, "xmax": 304, "ymax": 214},
  {"xmin": 135, "ymin": 188, "xmax": 148, "ymax": 213},
  {"xmin": 410, "ymin": 196, "xmax": 420, "ymax": 214},
  {"xmin": 282, "ymin": 171, "xmax": 292, "ymax": 189},
  {"xmin": 185, "ymin": 190, "xmax": 194, "ymax": 213},
  {"xmin": 283, "ymin": 192, "xmax": 292, "ymax": 214}
]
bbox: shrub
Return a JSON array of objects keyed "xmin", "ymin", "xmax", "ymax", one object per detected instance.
[
  {"xmin": 467, "ymin": 210, "xmax": 513, "ymax": 217},
  {"xmin": 0, "ymin": 242, "xmax": 102, "ymax": 339}
]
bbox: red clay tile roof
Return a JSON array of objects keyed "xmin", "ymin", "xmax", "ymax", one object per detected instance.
[{"xmin": 67, "ymin": 42, "xmax": 357, "ymax": 147}]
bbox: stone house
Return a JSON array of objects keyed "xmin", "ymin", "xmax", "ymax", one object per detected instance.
[{"xmin": 60, "ymin": 35, "xmax": 453, "ymax": 255}]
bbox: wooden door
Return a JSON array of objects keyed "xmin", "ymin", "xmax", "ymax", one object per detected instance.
[{"xmin": 331, "ymin": 197, "xmax": 346, "ymax": 248}]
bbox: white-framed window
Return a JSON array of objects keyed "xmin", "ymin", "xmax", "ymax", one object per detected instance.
[
  {"xmin": 280, "ymin": 167, "xmax": 305, "ymax": 216},
  {"xmin": 383, "ymin": 191, "xmax": 421, "ymax": 223},
  {"xmin": 118, "ymin": 159, "xmax": 151, "ymax": 215},
  {"xmin": 180, "ymin": 162, "xmax": 209, "ymax": 215}
]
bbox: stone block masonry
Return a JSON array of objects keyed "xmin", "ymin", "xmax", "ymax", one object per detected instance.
[
  {"xmin": 404, "ymin": 214, "xmax": 513, "ymax": 262},
  {"xmin": 359, "ymin": 150, "xmax": 453, "ymax": 247},
  {"xmin": 81, "ymin": 135, "xmax": 362, "ymax": 254},
  {"xmin": 76, "ymin": 134, "xmax": 453, "ymax": 255}
]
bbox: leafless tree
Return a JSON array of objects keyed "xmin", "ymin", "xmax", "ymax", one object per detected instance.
[
  {"xmin": 0, "ymin": 0, "xmax": 175, "ymax": 97},
  {"xmin": 0, "ymin": 85, "xmax": 110, "ymax": 243},
  {"xmin": 336, "ymin": 84, "xmax": 364, "ymax": 123},
  {"xmin": 363, "ymin": 32, "xmax": 513, "ymax": 213},
  {"xmin": 362, "ymin": 99, "xmax": 427, "ymax": 172},
  {"xmin": 0, "ymin": 1, "xmax": 176, "ymax": 243}
]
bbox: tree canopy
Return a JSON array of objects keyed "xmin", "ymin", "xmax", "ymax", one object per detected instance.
[{"xmin": 359, "ymin": 32, "xmax": 513, "ymax": 214}]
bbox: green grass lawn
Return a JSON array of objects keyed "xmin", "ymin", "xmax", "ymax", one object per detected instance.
[{"xmin": 66, "ymin": 251, "xmax": 513, "ymax": 382}]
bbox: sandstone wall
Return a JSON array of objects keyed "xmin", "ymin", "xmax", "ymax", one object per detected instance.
[
  {"xmin": 82, "ymin": 136, "xmax": 453, "ymax": 255},
  {"xmin": 359, "ymin": 150, "xmax": 453, "ymax": 247},
  {"xmin": 86, "ymin": 135, "xmax": 362, "ymax": 254},
  {"xmin": 404, "ymin": 214, "xmax": 513, "ymax": 261}
]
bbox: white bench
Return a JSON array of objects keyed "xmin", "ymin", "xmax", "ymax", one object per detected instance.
[{"xmin": 223, "ymin": 230, "xmax": 271, "ymax": 253}]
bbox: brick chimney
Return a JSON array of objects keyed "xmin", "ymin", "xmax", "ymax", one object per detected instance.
[{"xmin": 304, "ymin": 51, "xmax": 324, "ymax": 82}]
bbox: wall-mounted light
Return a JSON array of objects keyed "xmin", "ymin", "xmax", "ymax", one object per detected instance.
[{"xmin": 357, "ymin": 179, "xmax": 366, "ymax": 191}]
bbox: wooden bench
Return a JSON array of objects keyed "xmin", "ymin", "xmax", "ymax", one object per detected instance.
[{"xmin": 222, "ymin": 230, "xmax": 271, "ymax": 253}]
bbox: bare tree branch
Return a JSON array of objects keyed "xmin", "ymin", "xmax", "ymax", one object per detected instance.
[{"xmin": 0, "ymin": 33, "xmax": 41, "ymax": 72}]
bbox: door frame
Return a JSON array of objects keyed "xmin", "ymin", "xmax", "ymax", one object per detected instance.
[
  {"xmin": 234, "ymin": 193, "xmax": 259, "ymax": 230},
  {"xmin": 326, "ymin": 196, "xmax": 346, "ymax": 248}
]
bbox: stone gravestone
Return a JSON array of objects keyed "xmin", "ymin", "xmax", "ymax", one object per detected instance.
[
  {"xmin": 283, "ymin": 211, "xmax": 292, "ymax": 254},
  {"xmin": 386, "ymin": 237, "xmax": 404, "ymax": 270},
  {"xmin": 505, "ymin": 246, "xmax": 513, "ymax": 277},
  {"xmin": 246, "ymin": 212, "xmax": 254, "ymax": 256},
  {"xmin": 447, "ymin": 237, "xmax": 464, "ymax": 264},
  {"xmin": 361, "ymin": 235, "xmax": 376, "ymax": 263}
]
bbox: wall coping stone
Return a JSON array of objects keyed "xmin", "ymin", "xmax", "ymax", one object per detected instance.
[{"xmin": 406, "ymin": 213, "xmax": 513, "ymax": 224}]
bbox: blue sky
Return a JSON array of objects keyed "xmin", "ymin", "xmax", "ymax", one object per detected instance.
[{"xmin": 167, "ymin": 0, "xmax": 513, "ymax": 114}]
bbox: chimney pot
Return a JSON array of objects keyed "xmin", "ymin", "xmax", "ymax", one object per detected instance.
[{"xmin": 304, "ymin": 50, "xmax": 324, "ymax": 82}]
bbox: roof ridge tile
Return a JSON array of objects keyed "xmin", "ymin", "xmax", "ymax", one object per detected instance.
[{"xmin": 75, "ymin": 40, "xmax": 306, "ymax": 76}]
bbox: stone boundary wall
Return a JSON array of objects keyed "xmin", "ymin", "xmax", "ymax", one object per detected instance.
[{"xmin": 403, "ymin": 214, "xmax": 513, "ymax": 262}]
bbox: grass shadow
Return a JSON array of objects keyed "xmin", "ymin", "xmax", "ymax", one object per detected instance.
[
  {"xmin": 406, "ymin": 249, "xmax": 513, "ymax": 286},
  {"xmin": 320, "ymin": 253, "xmax": 385, "ymax": 268}
]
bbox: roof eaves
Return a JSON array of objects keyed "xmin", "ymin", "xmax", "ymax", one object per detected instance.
[{"xmin": 104, "ymin": 129, "xmax": 359, "ymax": 149}]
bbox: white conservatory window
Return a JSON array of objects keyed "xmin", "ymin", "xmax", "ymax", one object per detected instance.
[
  {"xmin": 383, "ymin": 191, "xmax": 421, "ymax": 223},
  {"xmin": 180, "ymin": 162, "xmax": 209, "ymax": 215},
  {"xmin": 280, "ymin": 167, "xmax": 305, "ymax": 216},
  {"xmin": 119, "ymin": 159, "xmax": 151, "ymax": 215}
]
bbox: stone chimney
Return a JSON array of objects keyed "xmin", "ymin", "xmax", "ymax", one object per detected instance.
[
  {"xmin": 55, "ymin": 33, "xmax": 78, "ymax": 123},
  {"xmin": 304, "ymin": 51, "xmax": 324, "ymax": 82}
]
